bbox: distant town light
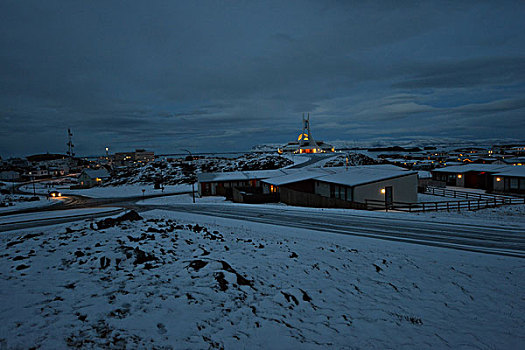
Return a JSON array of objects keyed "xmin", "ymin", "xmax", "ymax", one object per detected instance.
[
  {"xmin": 457, "ymin": 174, "xmax": 462, "ymax": 179},
  {"xmin": 380, "ymin": 188, "xmax": 386, "ymax": 194},
  {"xmin": 496, "ymin": 177, "xmax": 501, "ymax": 182}
]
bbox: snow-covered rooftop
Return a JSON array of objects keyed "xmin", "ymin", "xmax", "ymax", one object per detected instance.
[
  {"xmin": 261, "ymin": 168, "xmax": 336, "ymax": 186},
  {"xmin": 262, "ymin": 165, "xmax": 414, "ymax": 187},
  {"xmin": 314, "ymin": 167, "xmax": 416, "ymax": 187},
  {"xmin": 197, "ymin": 169, "xmax": 290, "ymax": 183},
  {"xmin": 432, "ymin": 164, "xmax": 509, "ymax": 174},
  {"xmin": 82, "ymin": 168, "xmax": 110, "ymax": 178},
  {"xmin": 493, "ymin": 166, "xmax": 525, "ymax": 178}
]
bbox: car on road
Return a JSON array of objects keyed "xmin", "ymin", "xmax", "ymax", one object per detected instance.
[{"xmin": 48, "ymin": 190, "xmax": 62, "ymax": 198}]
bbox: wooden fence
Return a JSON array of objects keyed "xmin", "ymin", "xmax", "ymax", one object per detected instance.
[{"xmin": 365, "ymin": 187, "xmax": 525, "ymax": 212}]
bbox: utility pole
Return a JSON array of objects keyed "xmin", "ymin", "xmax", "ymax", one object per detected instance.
[{"xmin": 182, "ymin": 149, "xmax": 196, "ymax": 203}]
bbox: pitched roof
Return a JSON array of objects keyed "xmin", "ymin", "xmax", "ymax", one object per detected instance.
[
  {"xmin": 493, "ymin": 166, "xmax": 525, "ymax": 178},
  {"xmin": 82, "ymin": 168, "xmax": 110, "ymax": 179},
  {"xmin": 263, "ymin": 165, "xmax": 415, "ymax": 187},
  {"xmin": 432, "ymin": 164, "xmax": 509, "ymax": 173},
  {"xmin": 197, "ymin": 169, "xmax": 291, "ymax": 182}
]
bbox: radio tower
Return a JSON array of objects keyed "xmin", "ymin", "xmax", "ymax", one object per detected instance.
[{"xmin": 66, "ymin": 128, "xmax": 75, "ymax": 157}]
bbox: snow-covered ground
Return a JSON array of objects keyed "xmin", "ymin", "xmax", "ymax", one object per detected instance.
[
  {"xmin": 0, "ymin": 207, "xmax": 121, "ymax": 225},
  {"xmin": 64, "ymin": 184, "xmax": 193, "ymax": 198},
  {"xmin": 0, "ymin": 194, "xmax": 56, "ymax": 213},
  {"xmin": 1, "ymin": 208, "xmax": 523, "ymax": 348},
  {"xmin": 19, "ymin": 182, "xmax": 193, "ymax": 198},
  {"xmin": 142, "ymin": 194, "xmax": 525, "ymax": 231}
]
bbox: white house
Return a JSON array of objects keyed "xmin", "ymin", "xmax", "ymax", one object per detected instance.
[{"xmin": 77, "ymin": 168, "xmax": 110, "ymax": 188}]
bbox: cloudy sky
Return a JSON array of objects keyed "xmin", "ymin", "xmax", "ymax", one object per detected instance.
[{"xmin": 1, "ymin": 1, "xmax": 524, "ymax": 156}]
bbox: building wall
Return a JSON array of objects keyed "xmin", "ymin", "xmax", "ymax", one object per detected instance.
[
  {"xmin": 493, "ymin": 176, "xmax": 504, "ymax": 191},
  {"xmin": 353, "ymin": 174, "xmax": 418, "ymax": 203},
  {"xmin": 280, "ymin": 187, "xmax": 365, "ymax": 209},
  {"xmin": 456, "ymin": 175, "xmax": 465, "ymax": 187},
  {"xmin": 315, "ymin": 181, "xmax": 331, "ymax": 197},
  {"xmin": 493, "ymin": 176, "xmax": 525, "ymax": 194}
]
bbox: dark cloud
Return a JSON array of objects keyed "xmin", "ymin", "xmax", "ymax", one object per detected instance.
[
  {"xmin": 1, "ymin": 0, "xmax": 524, "ymax": 156},
  {"xmin": 393, "ymin": 57, "xmax": 525, "ymax": 89}
]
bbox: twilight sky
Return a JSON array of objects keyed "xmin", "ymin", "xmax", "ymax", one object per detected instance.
[{"xmin": 1, "ymin": 0, "xmax": 524, "ymax": 157}]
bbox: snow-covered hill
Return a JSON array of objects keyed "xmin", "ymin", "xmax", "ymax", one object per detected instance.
[
  {"xmin": 0, "ymin": 209, "xmax": 523, "ymax": 348},
  {"xmin": 106, "ymin": 153, "xmax": 293, "ymax": 186}
]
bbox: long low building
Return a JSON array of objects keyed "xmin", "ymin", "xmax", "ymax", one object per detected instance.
[
  {"xmin": 198, "ymin": 165, "xmax": 417, "ymax": 208},
  {"xmin": 492, "ymin": 167, "xmax": 525, "ymax": 194},
  {"xmin": 431, "ymin": 164, "xmax": 524, "ymax": 193},
  {"xmin": 261, "ymin": 165, "xmax": 417, "ymax": 207}
]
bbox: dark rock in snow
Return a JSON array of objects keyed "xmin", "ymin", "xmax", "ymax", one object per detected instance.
[
  {"xmin": 15, "ymin": 264, "xmax": 29, "ymax": 270},
  {"xmin": 188, "ymin": 259, "xmax": 208, "ymax": 272},
  {"xmin": 133, "ymin": 247, "xmax": 157, "ymax": 265},
  {"xmin": 96, "ymin": 210, "xmax": 143, "ymax": 230},
  {"xmin": 281, "ymin": 291, "xmax": 299, "ymax": 305},
  {"xmin": 100, "ymin": 256, "xmax": 111, "ymax": 269},
  {"xmin": 373, "ymin": 264, "xmax": 382, "ymax": 273},
  {"xmin": 214, "ymin": 272, "xmax": 228, "ymax": 291}
]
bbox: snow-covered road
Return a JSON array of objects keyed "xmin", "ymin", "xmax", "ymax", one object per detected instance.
[{"xmin": 139, "ymin": 204, "xmax": 525, "ymax": 258}]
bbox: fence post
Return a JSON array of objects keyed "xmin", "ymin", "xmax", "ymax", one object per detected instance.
[
  {"xmin": 458, "ymin": 201, "xmax": 460, "ymax": 211},
  {"xmin": 468, "ymin": 200, "xmax": 470, "ymax": 210},
  {"xmin": 435, "ymin": 202, "xmax": 438, "ymax": 211},
  {"xmin": 477, "ymin": 200, "xmax": 480, "ymax": 210},
  {"xmin": 422, "ymin": 203, "xmax": 425, "ymax": 212},
  {"xmin": 446, "ymin": 202, "xmax": 449, "ymax": 211}
]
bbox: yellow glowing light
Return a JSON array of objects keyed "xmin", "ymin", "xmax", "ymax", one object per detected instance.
[
  {"xmin": 380, "ymin": 188, "xmax": 386, "ymax": 194},
  {"xmin": 496, "ymin": 177, "xmax": 501, "ymax": 182},
  {"xmin": 297, "ymin": 133, "xmax": 309, "ymax": 141},
  {"xmin": 457, "ymin": 174, "xmax": 462, "ymax": 179}
]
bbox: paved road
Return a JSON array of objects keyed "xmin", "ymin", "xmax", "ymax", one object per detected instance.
[
  {"xmin": 138, "ymin": 203, "xmax": 525, "ymax": 258},
  {"xmin": 0, "ymin": 208, "xmax": 125, "ymax": 232}
]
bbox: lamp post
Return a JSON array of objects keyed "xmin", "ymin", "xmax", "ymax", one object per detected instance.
[{"xmin": 29, "ymin": 171, "xmax": 36, "ymax": 197}]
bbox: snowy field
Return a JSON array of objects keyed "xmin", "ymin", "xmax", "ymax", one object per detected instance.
[
  {"xmin": 63, "ymin": 184, "xmax": 193, "ymax": 198},
  {"xmin": 0, "ymin": 194, "xmax": 56, "ymax": 213},
  {"xmin": 0, "ymin": 208, "xmax": 121, "ymax": 225},
  {"xmin": 0, "ymin": 208, "xmax": 523, "ymax": 349},
  {"xmin": 20, "ymin": 183, "xmax": 193, "ymax": 198}
]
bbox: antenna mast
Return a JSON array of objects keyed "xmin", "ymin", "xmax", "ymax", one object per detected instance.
[{"xmin": 67, "ymin": 128, "xmax": 75, "ymax": 157}]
